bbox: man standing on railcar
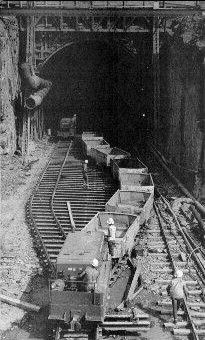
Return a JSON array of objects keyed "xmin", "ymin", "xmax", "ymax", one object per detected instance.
[
  {"xmin": 107, "ymin": 218, "xmax": 119, "ymax": 267},
  {"xmin": 78, "ymin": 258, "xmax": 99, "ymax": 292}
]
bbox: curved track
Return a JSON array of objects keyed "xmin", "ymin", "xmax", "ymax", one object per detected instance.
[{"xmin": 26, "ymin": 138, "xmax": 116, "ymax": 272}]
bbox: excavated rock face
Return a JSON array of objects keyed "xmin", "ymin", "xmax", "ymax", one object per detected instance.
[
  {"xmin": 0, "ymin": 17, "xmax": 20, "ymax": 155},
  {"xmin": 159, "ymin": 16, "xmax": 205, "ymax": 198}
]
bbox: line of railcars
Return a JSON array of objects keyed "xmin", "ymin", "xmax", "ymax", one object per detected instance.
[{"xmin": 48, "ymin": 131, "xmax": 154, "ymax": 339}]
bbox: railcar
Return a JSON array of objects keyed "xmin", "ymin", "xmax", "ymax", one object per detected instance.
[
  {"xmin": 90, "ymin": 146, "xmax": 131, "ymax": 167},
  {"xmin": 111, "ymin": 157, "xmax": 148, "ymax": 181},
  {"xmin": 120, "ymin": 172, "xmax": 154, "ymax": 193},
  {"xmin": 82, "ymin": 131, "xmax": 98, "ymax": 139},
  {"xmin": 84, "ymin": 211, "xmax": 140, "ymax": 258},
  {"xmin": 82, "ymin": 136, "xmax": 110, "ymax": 156},
  {"xmin": 48, "ymin": 211, "xmax": 141, "ymax": 337},
  {"xmin": 57, "ymin": 115, "xmax": 76, "ymax": 139},
  {"xmin": 105, "ymin": 190, "xmax": 153, "ymax": 225},
  {"xmin": 48, "ymin": 230, "xmax": 111, "ymax": 339}
]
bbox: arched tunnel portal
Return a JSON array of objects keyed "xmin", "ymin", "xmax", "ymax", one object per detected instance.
[{"xmin": 40, "ymin": 34, "xmax": 153, "ymax": 148}]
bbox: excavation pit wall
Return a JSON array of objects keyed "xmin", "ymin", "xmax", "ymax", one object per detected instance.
[{"xmin": 153, "ymin": 15, "xmax": 205, "ymax": 199}]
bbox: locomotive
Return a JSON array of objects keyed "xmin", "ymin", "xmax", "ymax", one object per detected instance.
[
  {"xmin": 48, "ymin": 229, "xmax": 112, "ymax": 339},
  {"xmin": 48, "ymin": 212, "xmax": 141, "ymax": 339},
  {"xmin": 57, "ymin": 115, "xmax": 77, "ymax": 139}
]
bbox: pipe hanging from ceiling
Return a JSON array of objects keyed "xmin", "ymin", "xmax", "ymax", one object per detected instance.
[{"xmin": 20, "ymin": 63, "xmax": 52, "ymax": 110}]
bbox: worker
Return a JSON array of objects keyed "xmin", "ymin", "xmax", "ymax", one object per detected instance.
[
  {"xmin": 82, "ymin": 159, "xmax": 89, "ymax": 188},
  {"xmin": 107, "ymin": 217, "xmax": 116, "ymax": 247},
  {"xmin": 107, "ymin": 218, "xmax": 118, "ymax": 267},
  {"xmin": 78, "ymin": 258, "xmax": 99, "ymax": 292},
  {"xmin": 168, "ymin": 269, "xmax": 188, "ymax": 324},
  {"xmin": 51, "ymin": 279, "xmax": 65, "ymax": 291}
]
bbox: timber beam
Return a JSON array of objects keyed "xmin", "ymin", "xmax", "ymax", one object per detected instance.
[{"xmin": 0, "ymin": 8, "xmax": 203, "ymax": 18}]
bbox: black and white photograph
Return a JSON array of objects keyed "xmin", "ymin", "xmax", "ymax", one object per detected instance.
[{"xmin": 0, "ymin": 1, "xmax": 205, "ymax": 340}]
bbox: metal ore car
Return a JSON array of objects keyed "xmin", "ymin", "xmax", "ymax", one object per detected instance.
[
  {"xmin": 48, "ymin": 230, "xmax": 111, "ymax": 337},
  {"xmin": 90, "ymin": 147, "xmax": 131, "ymax": 167},
  {"xmin": 105, "ymin": 190, "xmax": 153, "ymax": 225},
  {"xmin": 84, "ymin": 211, "xmax": 140, "ymax": 258},
  {"xmin": 82, "ymin": 136, "xmax": 110, "ymax": 156},
  {"xmin": 111, "ymin": 157, "xmax": 148, "ymax": 181},
  {"xmin": 120, "ymin": 172, "xmax": 154, "ymax": 194}
]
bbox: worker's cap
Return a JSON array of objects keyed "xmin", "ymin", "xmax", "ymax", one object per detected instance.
[
  {"xmin": 85, "ymin": 160, "xmax": 88, "ymax": 164},
  {"xmin": 107, "ymin": 217, "xmax": 114, "ymax": 225},
  {"xmin": 92, "ymin": 258, "xmax": 98, "ymax": 267},
  {"xmin": 176, "ymin": 269, "xmax": 183, "ymax": 278}
]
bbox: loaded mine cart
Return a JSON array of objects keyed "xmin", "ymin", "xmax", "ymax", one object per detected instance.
[{"xmin": 57, "ymin": 114, "xmax": 77, "ymax": 139}]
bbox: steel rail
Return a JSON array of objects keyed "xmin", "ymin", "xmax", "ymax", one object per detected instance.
[
  {"xmin": 50, "ymin": 141, "xmax": 73, "ymax": 240},
  {"xmin": 26, "ymin": 141, "xmax": 71, "ymax": 271},
  {"xmin": 27, "ymin": 138, "xmax": 116, "ymax": 271},
  {"xmin": 154, "ymin": 199, "xmax": 200, "ymax": 340},
  {"xmin": 183, "ymin": 228, "xmax": 205, "ymax": 259},
  {"xmin": 159, "ymin": 193, "xmax": 205, "ymax": 283},
  {"xmin": 26, "ymin": 143, "xmax": 57, "ymax": 273},
  {"xmin": 148, "ymin": 143, "xmax": 205, "ymax": 216}
]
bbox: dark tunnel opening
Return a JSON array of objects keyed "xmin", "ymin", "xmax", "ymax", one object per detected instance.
[{"xmin": 40, "ymin": 34, "xmax": 153, "ymax": 148}]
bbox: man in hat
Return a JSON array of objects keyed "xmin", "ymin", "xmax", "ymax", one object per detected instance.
[
  {"xmin": 78, "ymin": 258, "xmax": 99, "ymax": 292},
  {"xmin": 168, "ymin": 269, "xmax": 188, "ymax": 324},
  {"xmin": 107, "ymin": 218, "xmax": 119, "ymax": 267},
  {"xmin": 82, "ymin": 159, "xmax": 89, "ymax": 188}
]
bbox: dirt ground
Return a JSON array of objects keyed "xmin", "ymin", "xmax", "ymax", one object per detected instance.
[{"xmin": 0, "ymin": 137, "xmax": 54, "ymax": 340}]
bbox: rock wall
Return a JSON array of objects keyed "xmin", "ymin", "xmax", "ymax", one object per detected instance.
[
  {"xmin": 0, "ymin": 17, "xmax": 20, "ymax": 155},
  {"xmin": 156, "ymin": 16, "xmax": 205, "ymax": 198}
]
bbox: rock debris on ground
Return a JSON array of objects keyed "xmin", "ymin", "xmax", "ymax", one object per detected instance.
[{"xmin": 0, "ymin": 137, "xmax": 53, "ymax": 338}]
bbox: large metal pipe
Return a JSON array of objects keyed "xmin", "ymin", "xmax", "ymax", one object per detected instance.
[
  {"xmin": 20, "ymin": 63, "xmax": 52, "ymax": 110},
  {"xmin": 25, "ymin": 80, "xmax": 52, "ymax": 110}
]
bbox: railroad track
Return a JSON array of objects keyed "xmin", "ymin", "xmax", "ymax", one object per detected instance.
[
  {"xmin": 147, "ymin": 193, "xmax": 205, "ymax": 339},
  {"xmin": 26, "ymin": 138, "xmax": 116, "ymax": 272}
]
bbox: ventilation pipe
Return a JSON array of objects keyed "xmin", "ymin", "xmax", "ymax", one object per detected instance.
[{"xmin": 20, "ymin": 63, "xmax": 52, "ymax": 110}]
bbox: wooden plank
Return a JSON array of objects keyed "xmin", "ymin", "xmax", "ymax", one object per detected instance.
[
  {"xmin": 0, "ymin": 294, "xmax": 41, "ymax": 312},
  {"xmin": 126, "ymin": 263, "xmax": 141, "ymax": 301},
  {"xmin": 67, "ymin": 201, "xmax": 76, "ymax": 232},
  {"xmin": 164, "ymin": 321, "xmax": 188, "ymax": 328}
]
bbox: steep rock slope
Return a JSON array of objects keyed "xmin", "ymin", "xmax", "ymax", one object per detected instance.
[{"xmin": 0, "ymin": 17, "xmax": 20, "ymax": 155}]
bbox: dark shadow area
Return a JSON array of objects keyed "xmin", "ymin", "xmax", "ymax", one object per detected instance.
[
  {"xmin": 40, "ymin": 34, "xmax": 152, "ymax": 150},
  {"xmin": 2, "ymin": 274, "xmax": 50, "ymax": 340}
]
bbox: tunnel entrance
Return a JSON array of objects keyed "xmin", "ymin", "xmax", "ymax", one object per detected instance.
[{"xmin": 40, "ymin": 34, "xmax": 152, "ymax": 148}]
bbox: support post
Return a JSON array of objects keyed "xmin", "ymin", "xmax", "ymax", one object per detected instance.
[
  {"xmin": 22, "ymin": 15, "xmax": 35, "ymax": 163},
  {"xmin": 152, "ymin": 17, "xmax": 160, "ymax": 145}
]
